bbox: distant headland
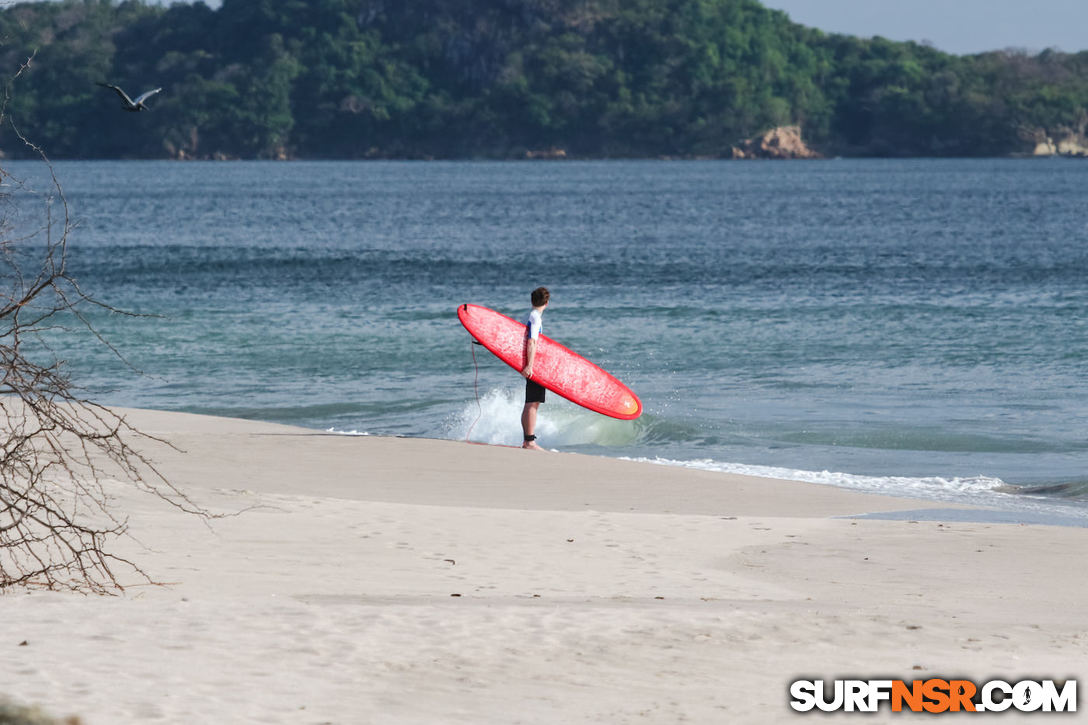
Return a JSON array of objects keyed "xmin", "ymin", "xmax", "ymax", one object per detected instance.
[{"xmin": 0, "ymin": 0, "xmax": 1085, "ymax": 160}]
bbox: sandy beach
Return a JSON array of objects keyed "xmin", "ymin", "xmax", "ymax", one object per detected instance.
[{"xmin": 2, "ymin": 408, "xmax": 1084, "ymax": 723}]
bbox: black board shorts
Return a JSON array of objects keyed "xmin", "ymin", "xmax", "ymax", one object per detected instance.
[{"xmin": 525, "ymin": 378, "xmax": 547, "ymax": 403}]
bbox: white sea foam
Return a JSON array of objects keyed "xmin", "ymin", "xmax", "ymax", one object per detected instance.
[
  {"xmin": 326, "ymin": 428, "xmax": 371, "ymax": 436},
  {"xmin": 445, "ymin": 386, "xmax": 641, "ymax": 448},
  {"xmin": 629, "ymin": 456, "xmax": 1088, "ymax": 524},
  {"xmin": 624, "ymin": 455, "xmax": 1010, "ymax": 505}
]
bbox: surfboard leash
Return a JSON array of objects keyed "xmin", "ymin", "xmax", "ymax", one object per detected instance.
[{"xmin": 466, "ymin": 338, "xmax": 484, "ymax": 442}]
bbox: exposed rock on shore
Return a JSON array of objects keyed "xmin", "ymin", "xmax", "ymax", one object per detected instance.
[
  {"xmin": 1028, "ymin": 121, "xmax": 1088, "ymax": 157},
  {"xmin": 731, "ymin": 125, "xmax": 821, "ymax": 159},
  {"xmin": 525, "ymin": 148, "xmax": 567, "ymax": 160}
]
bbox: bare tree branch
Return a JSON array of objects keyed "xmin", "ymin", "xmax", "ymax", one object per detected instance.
[{"xmin": 1, "ymin": 55, "xmax": 211, "ymax": 594}]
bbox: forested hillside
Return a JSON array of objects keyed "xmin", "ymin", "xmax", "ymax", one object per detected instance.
[{"xmin": 0, "ymin": 0, "xmax": 1085, "ymax": 159}]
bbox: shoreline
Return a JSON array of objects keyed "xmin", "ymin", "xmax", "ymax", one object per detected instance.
[
  {"xmin": 231, "ymin": 410, "xmax": 1088, "ymax": 528},
  {"xmin": 2, "ymin": 407, "xmax": 1085, "ymax": 723},
  {"xmin": 122, "ymin": 407, "xmax": 962, "ymax": 518},
  {"xmin": 621, "ymin": 455, "xmax": 1088, "ymax": 529},
  {"xmin": 13, "ymin": 154, "xmax": 1087, "ymax": 163}
]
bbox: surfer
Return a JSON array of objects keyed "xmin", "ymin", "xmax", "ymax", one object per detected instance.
[{"xmin": 521, "ymin": 286, "xmax": 550, "ymax": 450}]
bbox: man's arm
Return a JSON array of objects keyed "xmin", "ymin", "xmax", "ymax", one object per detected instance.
[{"xmin": 522, "ymin": 337, "xmax": 536, "ymax": 378}]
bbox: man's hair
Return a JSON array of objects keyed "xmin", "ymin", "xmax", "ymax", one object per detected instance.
[{"xmin": 531, "ymin": 287, "xmax": 550, "ymax": 307}]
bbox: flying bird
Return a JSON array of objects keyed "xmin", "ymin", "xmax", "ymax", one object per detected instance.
[{"xmin": 96, "ymin": 82, "xmax": 162, "ymax": 111}]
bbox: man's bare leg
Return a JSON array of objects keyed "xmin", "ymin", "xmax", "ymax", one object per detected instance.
[{"xmin": 522, "ymin": 402, "xmax": 542, "ymax": 449}]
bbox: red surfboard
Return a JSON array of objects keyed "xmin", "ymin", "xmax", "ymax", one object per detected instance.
[{"xmin": 458, "ymin": 303, "xmax": 642, "ymax": 420}]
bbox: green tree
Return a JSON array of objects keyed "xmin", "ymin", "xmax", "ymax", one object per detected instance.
[{"xmin": 0, "ymin": 0, "xmax": 1085, "ymax": 159}]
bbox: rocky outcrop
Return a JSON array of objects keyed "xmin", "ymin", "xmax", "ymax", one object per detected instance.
[
  {"xmin": 1033, "ymin": 136, "xmax": 1088, "ymax": 157},
  {"xmin": 730, "ymin": 125, "xmax": 821, "ymax": 159},
  {"xmin": 1028, "ymin": 119, "xmax": 1088, "ymax": 157},
  {"xmin": 525, "ymin": 148, "xmax": 567, "ymax": 160}
]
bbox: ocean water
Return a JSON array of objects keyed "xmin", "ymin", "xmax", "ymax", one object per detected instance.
[{"xmin": 5, "ymin": 158, "xmax": 1088, "ymax": 521}]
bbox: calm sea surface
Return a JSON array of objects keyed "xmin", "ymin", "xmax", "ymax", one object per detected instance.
[{"xmin": 7, "ymin": 159, "xmax": 1088, "ymax": 520}]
